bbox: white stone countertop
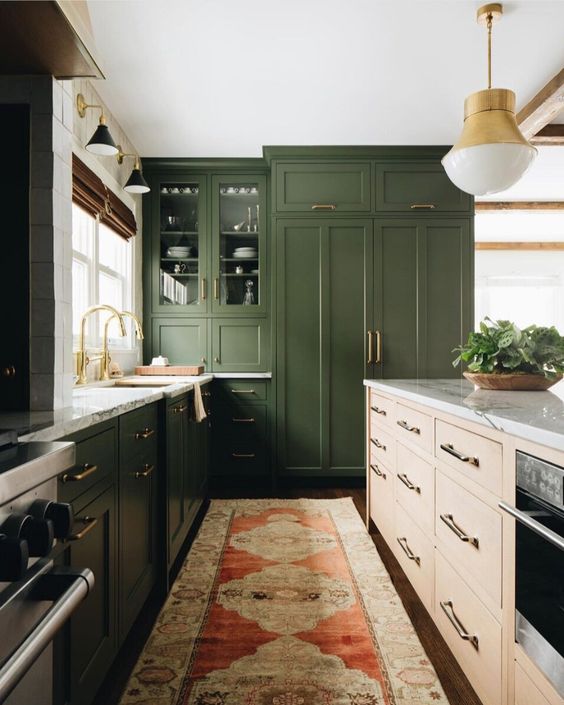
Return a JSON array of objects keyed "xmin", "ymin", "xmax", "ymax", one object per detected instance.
[
  {"xmin": 212, "ymin": 372, "xmax": 272, "ymax": 379},
  {"xmin": 364, "ymin": 378, "xmax": 564, "ymax": 453},
  {"xmin": 0, "ymin": 374, "xmax": 214, "ymax": 442}
]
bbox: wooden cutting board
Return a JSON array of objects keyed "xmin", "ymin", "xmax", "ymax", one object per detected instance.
[{"xmin": 135, "ymin": 365, "xmax": 205, "ymax": 376}]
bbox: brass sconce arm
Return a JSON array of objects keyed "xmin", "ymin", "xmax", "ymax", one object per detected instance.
[{"xmin": 76, "ymin": 93, "xmax": 107, "ymax": 122}]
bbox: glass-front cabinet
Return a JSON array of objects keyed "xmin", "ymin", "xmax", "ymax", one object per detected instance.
[
  {"xmin": 212, "ymin": 175, "xmax": 267, "ymax": 314},
  {"xmin": 156, "ymin": 177, "xmax": 207, "ymax": 312}
]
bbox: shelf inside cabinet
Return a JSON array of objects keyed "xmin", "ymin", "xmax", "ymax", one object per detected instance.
[
  {"xmin": 221, "ymin": 257, "xmax": 258, "ymax": 262},
  {"xmin": 161, "ymin": 257, "xmax": 199, "ymax": 262},
  {"xmin": 161, "ymin": 231, "xmax": 199, "ymax": 236},
  {"xmin": 221, "ymin": 273, "xmax": 259, "ymax": 278},
  {"xmin": 221, "ymin": 231, "xmax": 259, "ymax": 237}
]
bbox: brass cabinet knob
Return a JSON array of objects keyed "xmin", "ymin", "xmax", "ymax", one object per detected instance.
[
  {"xmin": 214, "ymin": 357, "xmax": 220, "ymax": 363},
  {"xmin": 2, "ymin": 366, "xmax": 16, "ymax": 378}
]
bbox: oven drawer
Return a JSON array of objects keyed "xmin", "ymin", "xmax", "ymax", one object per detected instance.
[
  {"xmin": 369, "ymin": 459, "xmax": 395, "ymax": 545},
  {"xmin": 435, "ymin": 549, "xmax": 502, "ymax": 705},
  {"xmin": 395, "ymin": 502, "xmax": 434, "ymax": 614},
  {"xmin": 396, "ymin": 442, "xmax": 434, "ymax": 537},
  {"xmin": 369, "ymin": 390, "xmax": 396, "ymax": 429},
  {"xmin": 435, "ymin": 419, "xmax": 502, "ymax": 495},
  {"xmin": 395, "ymin": 403, "xmax": 433, "ymax": 454},
  {"xmin": 369, "ymin": 426, "xmax": 395, "ymax": 470},
  {"xmin": 436, "ymin": 470, "xmax": 502, "ymax": 608}
]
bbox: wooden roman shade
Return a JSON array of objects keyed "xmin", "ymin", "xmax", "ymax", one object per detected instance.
[{"xmin": 72, "ymin": 154, "xmax": 137, "ymax": 240}]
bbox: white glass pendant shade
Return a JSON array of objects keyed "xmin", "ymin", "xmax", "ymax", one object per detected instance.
[{"xmin": 442, "ymin": 88, "xmax": 537, "ymax": 196}]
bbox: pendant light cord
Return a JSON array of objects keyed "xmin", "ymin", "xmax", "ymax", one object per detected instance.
[{"xmin": 487, "ymin": 13, "xmax": 493, "ymax": 89}]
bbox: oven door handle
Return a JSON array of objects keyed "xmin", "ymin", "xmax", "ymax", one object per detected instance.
[
  {"xmin": 499, "ymin": 501, "xmax": 564, "ymax": 552},
  {"xmin": 0, "ymin": 567, "xmax": 94, "ymax": 703}
]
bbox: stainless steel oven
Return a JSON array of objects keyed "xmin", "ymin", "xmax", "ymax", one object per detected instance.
[
  {"xmin": 500, "ymin": 451, "xmax": 564, "ymax": 698},
  {"xmin": 0, "ymin": 436, "xmax": 94, "ymax": 705}
]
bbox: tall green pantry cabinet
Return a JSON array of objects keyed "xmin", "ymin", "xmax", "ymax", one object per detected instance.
[{"xmin": 267, "ymin": 148, "xmax": 474, "ymax": 480}]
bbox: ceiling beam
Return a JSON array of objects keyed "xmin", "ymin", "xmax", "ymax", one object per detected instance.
[
  {"xmin": 475, "ymin": 201, "xmax": 564, "ymax": 212},
  {"xmin": 530, "ymin": 124, "xmax": 564, "ymax": 146},
  {"xmin": 517, "ymin": 68, "xmax": 564, "ymax": 139}
]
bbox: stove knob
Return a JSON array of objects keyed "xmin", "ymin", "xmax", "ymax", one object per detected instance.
[
  {"xmin": 29, "ymin": 500, "xmax": 74, "ymax": 540},
  {"xmin": 0, "ymin": 514, "xmax": 54, "ymax": 557},
  {"xmin": 0, "ymin": 534, "xmax": 29, "ymax": 581}
]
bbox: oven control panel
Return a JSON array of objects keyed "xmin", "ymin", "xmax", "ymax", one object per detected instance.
[{"xmin": 517, "ymin": 451, "xmax": 564, "ymax": 509}]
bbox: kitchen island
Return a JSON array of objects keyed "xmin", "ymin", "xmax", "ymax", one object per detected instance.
[{"xmin": 364, "ymin": 378, "xmax": 563, "ymax": 705}]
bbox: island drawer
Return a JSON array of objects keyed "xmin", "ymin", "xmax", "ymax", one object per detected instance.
[
  {"xmin": 369, "ymin": 390, "xmax": 396, "ymax": 428},
  {"xmin": 394, "ymin": 502, "xmax": 434, "ymax": 614},
  {"xmin": 369, "ymin": 458, "xmax": 395, "ymax": 544},
  {"xmin": 396, "ymin": 442, "xmax": 435, "ymax": 537},
  {"xmin": 435, "ymin": 419, "xmax": 502, "ymax": 495},
  {"xmin": 369, "ymin": 426, "xmax": 396, "ymax": 470},
  {"xmin": 435, "ymin": 549, "xmax": 502, "ymax": 705},
  {"xmin": 395, "ymin": 403, "xmax": 433, "ymax": 454},
  {"xmin": 435, "ymin": 470, "xmax": 502, "ymax": 608}
]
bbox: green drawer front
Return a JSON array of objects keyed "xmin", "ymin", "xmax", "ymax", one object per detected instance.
[
  {"xmin": 375, "ymin": 163, "xmax": 472, "ymax": 212},
  {"xmin": 215, "ymin": 404, "xmax": 267, "ymax": 441},
  {"xmin": 214, "ymin": 379, "xmax": 268, "ymax": 401},
  {"xmin": 59, "ymin": 427, "xmax": 116, "ymax": 506},
  {"xmin": 275, "ymin": 162, "xmax": 372, "ymax": 213},
  {"xmin": 214, "ymin": 444, "xmax": 267, "ymax": 477},
  {"xmin": 119, "ymin": 403, "xmax": 158, "ymax": 462}
]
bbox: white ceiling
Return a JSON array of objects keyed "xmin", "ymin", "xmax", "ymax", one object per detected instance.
[{"xmin": 87, "ymin": 0, "xmax": 564, "ymax": 162}]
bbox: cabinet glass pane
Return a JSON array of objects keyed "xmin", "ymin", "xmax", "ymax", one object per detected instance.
[
  {"xmin": 159, "ymin": 183, "xmax": 201, "ymax": 306},
  {"xmin": 219, "ymin": 183, "xmax": 260, "ymax": 306}
]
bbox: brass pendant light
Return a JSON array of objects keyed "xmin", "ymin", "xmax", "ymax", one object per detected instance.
[{"xmin": 442, "ymin": 4, "xmax": 537, "ymax": 196}]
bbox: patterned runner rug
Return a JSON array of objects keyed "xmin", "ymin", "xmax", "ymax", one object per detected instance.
[{"xmin": 120, "ymin": 498, "xmax": 448, "ymax": 705}]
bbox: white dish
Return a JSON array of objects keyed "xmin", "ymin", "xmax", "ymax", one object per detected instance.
[
  {"xmin": 234, "ymin": 246, "xmax": 257, "ymax": 252},
  {"xmin": 233, "ymin": 252, "xmax": 257, "ymax": 259},
  {"xmin": 251, "ymin": 269, "xmax": 259, "ymax": 274}
]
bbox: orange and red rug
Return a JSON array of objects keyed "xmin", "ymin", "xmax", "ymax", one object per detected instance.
[{"xmin": 120, "ymin": 499, "xmax": 448, "ymax": 705}]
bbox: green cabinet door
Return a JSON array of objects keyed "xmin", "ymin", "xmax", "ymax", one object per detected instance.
[
  {"xmin": 276, "ymin": 219, "xmax": 373, "ymax": 477},
  {"xmin": 274, "ymin": 162, "xmax": 372, "ymax": 213},
  {"xmin": 166, "ymin": 395, "xmax": 188, "ymax": 569},
  {"xmin": 64, "ymin": 482, "xmax": 118, "ymax": 705},
  {"xmin": 373, "ymin": 218, "xmax": 472, "ymax": 379},
  {"xmin": 211, "ymin": 318, "xmax": 269, "ymax": 372},
  {"xmin": 375, "ymin": 163, "xmax": 472, "ymax": 213},
  {"xmin": 150, "ymin": 318, "xmax": 208, "ymax": 369}
]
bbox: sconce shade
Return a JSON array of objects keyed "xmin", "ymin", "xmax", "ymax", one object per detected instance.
[
  {"xmin": 124, "ymin": 167, "xmax": 150, "ymax": 194},
  {"xmin": 85, "ymin": 122, "xmax": 119, "ymax": 156},
  {"xmin": 443, "ymin": 89, "xmax": 536, "ymax": 196}
]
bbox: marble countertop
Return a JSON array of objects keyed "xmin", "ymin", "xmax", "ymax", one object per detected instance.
[
  {"xmin": 364, "ymin": 378, "xmax": 564, "ymax": 452},
  {"xmin": 0, "ymin": 374, "xmax": 214, "ymax": 442}
]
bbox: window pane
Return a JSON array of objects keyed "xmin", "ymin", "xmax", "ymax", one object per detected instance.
[
  {"xmin": 72, "ymin": 204, "xmax": 95, "ymax": 257},
  {"xmin": 72, "ymin": 258, "xmax": 89, "ymax": 336},
  {"xmin": 98, "ymin": 272, "xmax": 123, "ymax": 338},
  {"xmin": 99, "ymin": 223, "xmax": 129, "ymax": 275}
]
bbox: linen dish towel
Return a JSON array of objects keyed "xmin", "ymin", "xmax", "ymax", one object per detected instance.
[{"xmin": 193, "ymin": 381, "xmax": 207, "ymax": 422}]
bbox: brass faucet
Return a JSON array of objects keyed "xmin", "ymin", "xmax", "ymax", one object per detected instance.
[
  {"xmin": 76, "ymin": 304, "xmax": 127, "ymax": 385},
  {"xmin": 100, "ymin": 311, "xmax": 144, "ymax": 380}
]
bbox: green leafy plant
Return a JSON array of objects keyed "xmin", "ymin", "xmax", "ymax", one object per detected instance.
[{"xmin": 453, "ymin": 318, "xmax": 564, "ymax": 379}]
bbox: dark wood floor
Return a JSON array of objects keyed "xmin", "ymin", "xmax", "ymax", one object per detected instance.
[{"xmin": 94, "ymin": 485, "xmax": 482, "ymax": 705}]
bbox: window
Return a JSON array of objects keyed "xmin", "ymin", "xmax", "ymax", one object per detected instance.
[{"xmin": 72, "ymin": 203, "xmax": 134, "ymax": 347}]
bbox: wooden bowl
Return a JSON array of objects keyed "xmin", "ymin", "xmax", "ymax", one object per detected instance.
[{"xmin": 463, "ymin": 371, "xmax": 562, "ymax": 391}]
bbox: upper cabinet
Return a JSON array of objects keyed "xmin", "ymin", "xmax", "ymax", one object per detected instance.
[
  {"xmin": 152, "ymin": 175, "xmax": 208, "ymax": 313},
  {"xmin": 274, "ymin": 162, "xmax": 372, "ymax": 213},
  {"xmin": 375, "ymin": 163, "xmax": 472, "ymax": 213},
  {"xmin": 212, "ymin": 174, "xmax": 267, "ymax": 314}
]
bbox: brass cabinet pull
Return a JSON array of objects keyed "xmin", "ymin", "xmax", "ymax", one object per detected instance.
[
  {"xmin": 135, "ymin": 463, "xmax": 155, "ymax": 479},
  {"xmin": 201, "ymin": 356, "xmax": 206, "ymax": 363},
  {"xmin": 398, "ymin": 473, "xmax": 421, "ymax": 493},
  {"xmin": 311, "ymin": 204, "xmax": 336, "ymax": 211},
  {"xmin": 61, "ymin": 463, "xmax": 98, "ymax": 484},
  {"xmin": 367, "ymin": 331, "xmax": 375, "ymax": 364},
  {"xmin": 370, "ymin": 463, "xmax": 386, "ymax": 479},
  {"xmin": 440, "ymin": 513, "xmax": 479, "ymax": 548},
  {"xmin": 396, "ymin": 537, "xmax": 420, "ymax": 565},
  {"xmin": 410, "ymin": 203, "xmax": 436, "ymax": 210},
  {"xmin": 232, "ymin": 453, "xmax": 256, "ymax": 459},
  {"xmin": 374, "ymin": 330, "xmax": 382, "ymax": 364},
  {"xmin": 371, "ymin": 438, "xmax": 386, "ymax": 451},
  {"xmin": 232, "ymin": 418, "xmax": 255, "ymax": 423},
  {"xmin": 230, "ymin": 389, "xmax": 255, "ymax": 394},
  {"xmin": 213, "ymin": 277, "xmax": 219, "ymax": 300},
  {"xmin": 371, "ymin": 405, "xmax": 386, "ymax": 416},
  {"xmin": 440, "ymin": 600, "xmax": 479, "ymax": 649},
  {"xmin": 214, "ymin": 357, "xmax": 220, "ymax": 364},
  {"xmin": 440, "ymin": 443, "xmax": 479, "ymax": 467},
  {"xmin": 397, "ymin": 419, "xmax": 420, "ymax": 434},
  {"xmin": 67, "ymin": 516, "xmax": 98, "ymax": 542},
  {"xmin": 1, "ymin": 365, "xmax": 16, "ymax": 378},
  {"xmin": 201, "ymin": 277, "xmax": 207, "ymax": 301},
  {"xmin": 135, "ymin": 427, "xmax": 154, "ymax": 440},
  {"xmin": 173, "ymin": 404, "xmax": 187, "ymax": 414}
]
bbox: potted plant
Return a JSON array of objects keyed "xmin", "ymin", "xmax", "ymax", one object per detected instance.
[{"xmin": 453, "ymin": 318, "xmax": 564, "ymax": 390}]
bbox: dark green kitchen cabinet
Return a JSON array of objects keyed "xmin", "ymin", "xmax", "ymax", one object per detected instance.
[
  {"xmin": 375, "ymin": 163, "xmax": 472, "ymax": 213},
  {"xmin": 151, "ymin": 317, "xmax": 208, "ymax": 368},
  {"xmin": 372, "ymin": 219, "xmax": 472, "ymax": 379},
  {"xmin": 276, "ymin": 219, "xmax": 373, "ymax": 477},
  {"xmin": 274, "ymin": 161, "xmax": 372, "ymax": 213},
  {"xmin": 211, "ymin": 318, "xmax": 269, "ymax": 372},
  {"xmin": 118, "ymin": 404, "xmax": 159, "ymax": 642}
]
